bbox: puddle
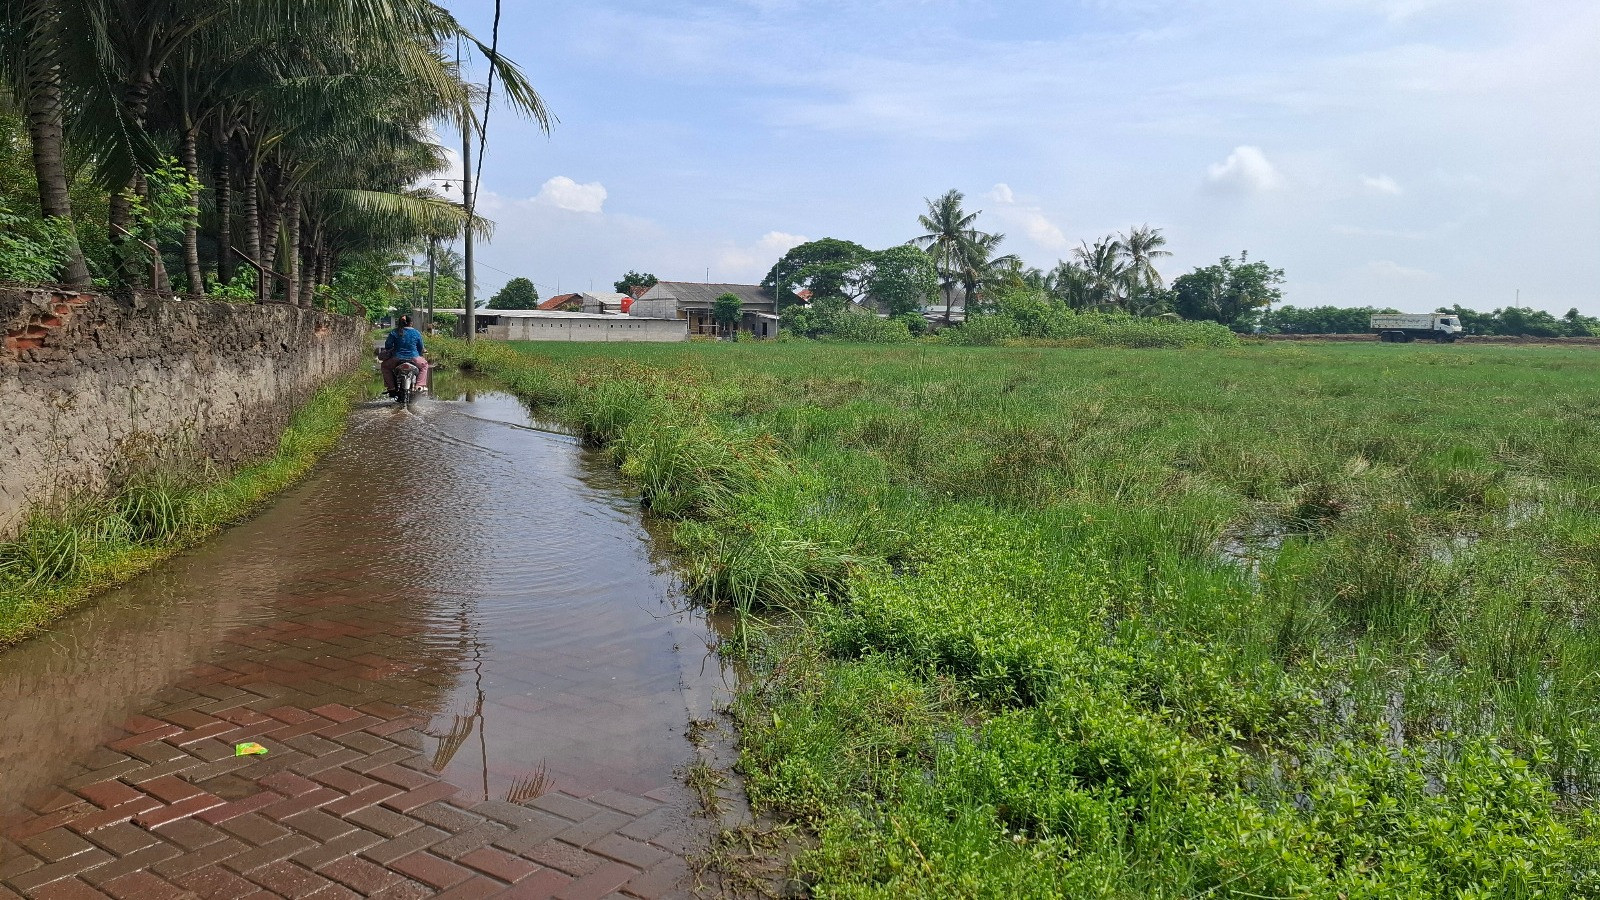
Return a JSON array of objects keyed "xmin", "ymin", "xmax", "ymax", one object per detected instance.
[{"xmin": 0, "ymin": 377, "xmax": 735, "ymax": 818}]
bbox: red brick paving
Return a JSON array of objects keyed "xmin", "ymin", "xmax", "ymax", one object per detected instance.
[{"xmin": 4, "ymin": 691, "xmax": 712, "ymax": 898}]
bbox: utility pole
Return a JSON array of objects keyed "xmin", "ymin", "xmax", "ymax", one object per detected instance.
[
  {"xmin": 462, "ymin": 112, "xmax": 476, "ymax": 343},
  {"xmin": 426, "ymin": 236, "xmax": 438, "ymax": 332}
]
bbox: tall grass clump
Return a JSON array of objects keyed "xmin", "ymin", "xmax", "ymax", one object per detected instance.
[
  {"xmin": 447, "ymin": 335, "xmax": 1600, "ymax": 895},
  {"xmin": 0, "ymin": 376, "xmax": 362, "ymax": 646}
]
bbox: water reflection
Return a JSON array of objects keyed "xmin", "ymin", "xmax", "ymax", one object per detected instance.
[{"xmin": 0, "ymin": 376, "xmax": 732, "ymax": 818}]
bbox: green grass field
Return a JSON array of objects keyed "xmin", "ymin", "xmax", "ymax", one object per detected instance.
[{"xmin": 442, "ymin": 337, "xmax": 1600, "ymax": 897}]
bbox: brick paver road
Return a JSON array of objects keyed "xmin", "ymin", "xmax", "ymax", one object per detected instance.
[{"xmin": 2, "ymin": 693, "xmax": 707, "ymax": 899}]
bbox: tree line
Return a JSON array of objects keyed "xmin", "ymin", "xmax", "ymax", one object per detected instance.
[
  {"xmin": 0, "ymin": 0, "xmax": 546, "ymax": 309},
  {"xmin": 761, "ymin": 188, "xmax": 1289, "ymax": 336}
]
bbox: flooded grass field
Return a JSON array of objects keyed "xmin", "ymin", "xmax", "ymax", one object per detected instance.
[{"xmin": 445, "ymin": 337, "xmax": 1600, "ymax": 897}]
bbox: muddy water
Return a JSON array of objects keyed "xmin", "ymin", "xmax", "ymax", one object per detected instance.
[{"xmin": 0, "ymin": 377, "xmax": 733, "ymax": 818}]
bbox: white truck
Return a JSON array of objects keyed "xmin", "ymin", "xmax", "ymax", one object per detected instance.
[{"xmin": 1371, "ymin": 313, "xmax": 1463, "ymax": 343}]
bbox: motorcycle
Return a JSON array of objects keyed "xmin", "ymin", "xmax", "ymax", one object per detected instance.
[{"xmin": 392, "ymin": 359, "xmax": 421, "ymax": 405}]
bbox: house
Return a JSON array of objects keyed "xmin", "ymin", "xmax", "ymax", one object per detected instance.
[
  {"xmin": 630, "ymin": 282, "xmax": 785, "ymax": 339},
  {"xmin": 537, "ymin": 293, "xmax": 582, "ymax": 311},
  {"xmin": 423, "ymin": 308, "xmax": 686, "ymax": 342},
  {"xmin": 577, "ymin": 292, "xmax": 633, "ymax": 315}
]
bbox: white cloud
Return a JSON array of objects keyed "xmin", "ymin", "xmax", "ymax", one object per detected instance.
[
  {"xmin": 985, "ymin": 183, "xmax": 1071, "ymax": 252},
  {"xmin": 534, "ymin": 176, "xmax": 608, "ymax": 213},
  {"xmin": 1361, "ymin": 174, "xmax": 1403, "ymax": 195},
  {"xmin": 1205, "ymin": 146, "xmax": 1284, "ymax": 193},
  {"xmin": 715, "ymin": 231, "xmax": 810, "ymax": 282}
]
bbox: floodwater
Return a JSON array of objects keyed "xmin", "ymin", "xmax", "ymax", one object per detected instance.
[{"xmin": 0, "ymin": 375, "xmax": 734, "ymax": 821}]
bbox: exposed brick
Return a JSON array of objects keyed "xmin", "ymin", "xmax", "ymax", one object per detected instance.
[
  {"xmin": 359, "ymin": 826, "xmax": 446, "ymax": 867},
  {"xmin": 219, "ymin": 814, "xmax": 289, "ymax": 848},
  {"xmin": 6, "ymin": 848, "xmax": 114, "ymax": 895},
  {"xmin": 586, "ymin": 835, "xmax": 668, "ymax": 871},
  {"xmin": 19, "ymin": 829, "xmax": 95, "ymax": 863},
  {"xmin": 81, "ymin": 823, "xmax": 160, "ymax": 858},
  {"xmin": 288, "ymin": 749, "xmax": 365, "ymax": 778},
  {"xmin": 497, "ymin": 868, "xmax": 573, "ymax": 899},
  {"xmin": 258, "ymin": 773, "xmax": 319, "ymax": 799},
  {"xmin": 155, "ymin": 819, "xmax": 226, "ymax": 853},
  {"xmin": 322, "ymin": 784, "xmax": 404, "ymax": 818},
  {"xmin": 553, "ymin": 811, "xmax": 634, "ymax": 849},
  {"xmin": 344, "ymin": 806, "xmax": 421, "ymax": 841},
  {"xmin": 550, "ymin": 861, "xmax": 637, "ymax": 900},
  {"xmin": 343, "ymin": 747, "xmax": 417, "ymax": 774},
  {"xmin": 98, "ymin": 871, "xmax": 188, "ymax": 900},
  {"xmin": 308, "ymin": 705, "xmax": 362, "ymax": 724},
  {"xmin": 106, "ymin": 726, "xmax": 183, "ymax": 753},
  {"xmin": 74, "ymin": 783, "xmax": 142, "ymax": 812},
  {"xmin": 194, "ymin": 792, "xmax": 283, "ymax": 826},
  {"xmin": 364, "ymin": 765, "xmax": 431, "ymax": 792},
  {"xmin": 279, "ymin": 810, "xmax": 355, "ymax": 845},
  {"xmin": 150, "ymin": 838, "xmax": 249, "ymax": 879},
  {"xmin": 490, "ymin": 815, "xmax": 570, "ymax": 858},
  {"xmin": 365, "ymin": 879, "xmax": 432, "ymax": 900},
  {"xmin": 380, "ymin": 782, "xmax": 458, "ymax": 814},
  {"xmin": 408, "ymin": 803, "xmax": 482, "ymax": 833},
  {"xmin": 458, "ymin": 847, "xmax": 540, "ymax": 883},
  {"xmin": 257, "ymin": 788, "xmax": 341, "ymax": 822},
  {"xmin": 219, "ymin": 835, "xmax": 317, "ymax": 875},
  {"xmin": 139, "ymin": 777, "xmax": 201, "ymax": 806},
  {"xmin": 431, "ymin": 876, "xmax": 507, "ymax": 899},
  {"xmin": 131, "ymin": 794, "xmax": 225, "ymax": 830},
  {"xmin": 528, "ymin": 794, "xmax": 601, "ymax": 823},
  {"xmin": 78, "ymin": 843, "xmax": 182, "ymax": 887},
  {"xmin": 27, "ymin": 877, "xmax": 108, "ymax": 899},
  {"xmin": 308, "ymin": 768, "xmax": 376, "ymax": 796},
  {"xmin": 245, "ymin": 860, "xmax": 331, "ymax": 899},
  {"xmin": 173, "ymin": 864, "xmax": 259, "ymax": 899},
  {"xmin": 520, "ymin": 841, "xmax": 603, "ymax": 878},
  {"xmin": 63, "ymin": 798, "xmax": 161, "ymax": 836},
  {"xmin": 389, "ymin": 852, "xmax": 471, "ymax": 889},
  {"xmin": 319, "ymin": 855, "xmax": 404, "ymax": 894},
  {"xmin": 290, "ymin": 828, "xmax": 385, "ymax": 872}
]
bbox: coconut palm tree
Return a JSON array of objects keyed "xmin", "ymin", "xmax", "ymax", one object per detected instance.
[
  {"xmin": 1118, "ymin": 224, "xmax": 1171, "ymax": 316},
  {"xmin": 1072, "ymin": 236, "xmax": 1127, "ymax": 311},
  {"xmin": 915, "ymin": 189, "xmax": 980, "ymax": 324}
]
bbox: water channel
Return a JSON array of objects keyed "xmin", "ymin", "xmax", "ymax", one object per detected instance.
[{"xmin": 0, "ymin": 376, "xmax": 735, "ymax": 897}]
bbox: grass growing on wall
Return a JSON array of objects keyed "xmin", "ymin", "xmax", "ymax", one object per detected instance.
[
  {"xmin": 0, "ymin": 375, "xmax": 363, "ymax": 647},
  {"xmin": 437, "ymin": 336, "xmax": 1600, "ymax": 897}
]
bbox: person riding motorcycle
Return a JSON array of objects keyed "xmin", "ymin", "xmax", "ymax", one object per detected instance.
[{"xmin": 379, "ymin": 315, "xmax": 430, "ymax": 396}]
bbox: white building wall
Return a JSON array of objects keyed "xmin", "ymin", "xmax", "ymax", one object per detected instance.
[{"xmin": 491, "ymin": 317, "xmax": 688, "ymax": 343}]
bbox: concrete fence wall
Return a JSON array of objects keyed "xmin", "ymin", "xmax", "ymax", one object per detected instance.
[
  {"xmin": 490, "ymin": 316, "xmax": 688, "ymax": 342},
  {"xmin": 0, "ymin": 288, "xmax": 367, "ymax": 538}
]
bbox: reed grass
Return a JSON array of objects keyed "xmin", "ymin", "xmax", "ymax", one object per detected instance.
[
  {"xmin": 441, "ymin": 336, "xmax": 1600, "ymax": 897},
  {"xmin": 0, "ymin": 375, "xmax": 363, "ymax": 647}
]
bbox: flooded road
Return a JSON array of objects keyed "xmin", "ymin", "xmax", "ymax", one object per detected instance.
[{"xmin": 0, "ymin": 377, "xmax": 733, "ymax": 898}]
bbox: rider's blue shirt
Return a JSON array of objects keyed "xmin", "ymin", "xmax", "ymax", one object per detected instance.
[{"xmin": 385, "ymin": 327, "xmax": 425, "ymax": 360}]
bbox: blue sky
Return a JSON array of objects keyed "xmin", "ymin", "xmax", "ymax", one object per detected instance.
[{"xmin": 437, "ymin": 0, "xmax": 1599, "ymax": 314}]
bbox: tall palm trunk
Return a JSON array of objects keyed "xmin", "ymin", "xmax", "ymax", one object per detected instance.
[
  {"xmin": 21, "ymin": 43, "xmax": 90, "ymax": 288},
  {"xmin": 109, "ymin": 72, "xmax": 157, "ymax": 286},
  {"xmin": 180, "ymin": 125, "xmax": 203, "ymax": 297},
  {"xmin": 283, "ymin": 193, "xmax": 301, "ymax": 307},
  {"xmin": 259, "ymin": 193, "xmax": 282, "ymax": 302},
  {"xmin": 243, "ymin": 157, "xmax": 261, "ymax": 300},
  {"xmin": 214, "ymin": 144, "xmax": 232, "ymax": 285}
]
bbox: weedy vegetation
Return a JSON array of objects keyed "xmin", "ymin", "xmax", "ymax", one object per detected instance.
[
  {"xmin": 439, "ymin": 336, "xmax": 1600, "ymax": 898},
  {"xmin": 0, "ymin": 377, "xmax": 362, "ymax": 647}
]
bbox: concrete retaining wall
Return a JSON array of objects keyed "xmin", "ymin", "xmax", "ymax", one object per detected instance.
[
  {"xmin": 490, "ymin": 316, "xmax": 687, "ymax": 342},
  {"xmin": 0, "ymin": 288, "xmax": 366, "ymax": 538}
]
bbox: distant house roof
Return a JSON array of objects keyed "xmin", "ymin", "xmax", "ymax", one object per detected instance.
[
  {"xmin": 639, "ymin": 282, "xmax": 790, "ymax": 308},
  {"xmin": 538, "ymin": 293, "xmax": 582, "ymax": 311}
]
